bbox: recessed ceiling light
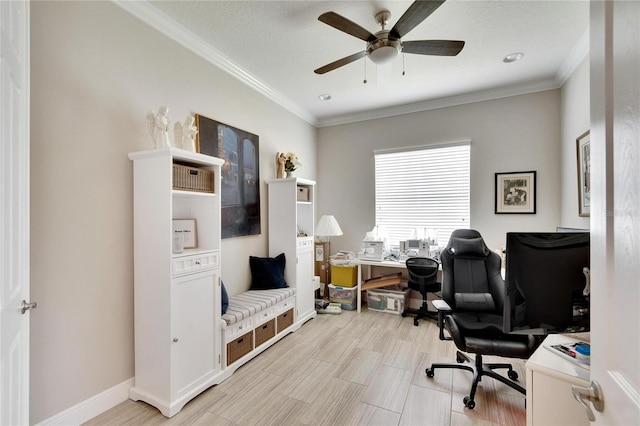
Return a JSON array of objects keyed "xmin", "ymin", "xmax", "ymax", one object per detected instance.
[
  {"xmin": 503, "ymin": 52, "xmax": 524, "ymax": 63},
  {"xmin": 318, "ymin": 94, "xmax": 332, "ymax": 101}
]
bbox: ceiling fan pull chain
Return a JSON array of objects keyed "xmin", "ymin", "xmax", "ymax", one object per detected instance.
[
  {"xmin": 363, "ymin": 58, "xmax": 368, "ymax": 84},
  {"xmin": 403, "ymin": 52, "xmax": 406, "ymax": 76}
]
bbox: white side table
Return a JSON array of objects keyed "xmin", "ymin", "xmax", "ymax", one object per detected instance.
[{"xmin": 525, "ymin": 333, "xmax": 591, "ymax": 426}]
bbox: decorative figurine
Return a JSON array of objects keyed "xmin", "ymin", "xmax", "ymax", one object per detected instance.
[
  {"xmin": 276, "ymin": 152, "xmax": 286, "ymax": 178},
  {"xmin": 174, "ymin": 115, "xmax": 198, "ymax": 152},
  {"xmin": 146, "ymin": 106, "xmax": 171, "ymax": 148}
]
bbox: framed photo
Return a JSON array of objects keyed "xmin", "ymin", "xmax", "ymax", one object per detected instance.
[
  {"xmin": 576, "ymin": 130, "xmax": 591, "ymax": 217},
  {"xmin": 195, "ymin": 114, "xmax": 261, "ymax": 239},
  {"xmin": 495, "ymin": 171, "xmax": 537, "ymax": 214},
  {"xmin": 172, "ymin": 219, "xmax": 197, "ymax": 248}
]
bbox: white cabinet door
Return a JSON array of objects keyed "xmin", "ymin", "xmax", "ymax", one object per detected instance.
[
  {"xmin": 296, "ymin": 241, "xmax": 315, "ymax": 323},
  {"xmin": 172, "ymin": 269, "xmax": 217, "ymax": 399}
]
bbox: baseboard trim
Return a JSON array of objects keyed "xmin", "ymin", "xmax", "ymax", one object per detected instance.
[{"xmin": 35, "ymin": 377, "xmax": 133, "ymax": 426}]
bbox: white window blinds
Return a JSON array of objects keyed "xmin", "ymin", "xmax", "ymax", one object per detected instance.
[{"xmin": 374, "ymin": 142, "xmax": 470, "ymax": 248}]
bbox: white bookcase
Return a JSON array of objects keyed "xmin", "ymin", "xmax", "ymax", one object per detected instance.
[
  {"xmin": 266, "ymin": 177, "xmax": 316, "ymax": 324},
  {"xmin": 128, "ymin": 147, "xmax": 225, "ymax": 417}
]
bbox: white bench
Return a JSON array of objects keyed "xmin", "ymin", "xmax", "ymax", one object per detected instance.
[{"xmin": 221, "ymin": 288, "xmax": 296, "ymax": 372}]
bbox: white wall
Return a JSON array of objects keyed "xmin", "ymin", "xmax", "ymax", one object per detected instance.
[
  {"xmin": 29, "ymin": 1, "xmax": 316, "ymax": 423},
  {"xmin": 316, "ymin": 90, "xmax": 563, "ymax": 253},
  {"xmin": 560, "ymin": 57, "xmax": 591, "ymax": 229}
]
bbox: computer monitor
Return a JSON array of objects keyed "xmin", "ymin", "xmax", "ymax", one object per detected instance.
[{"xmin": 503, "ymin": 232, "xmax": 590, "ymax": 334}]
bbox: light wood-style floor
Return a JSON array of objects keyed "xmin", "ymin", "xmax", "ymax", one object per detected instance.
[{"xmin": 86, "ymin": 308, "xmax": 526, "ymax": 426}]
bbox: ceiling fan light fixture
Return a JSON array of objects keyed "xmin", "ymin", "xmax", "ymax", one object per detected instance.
[
  {"xmin": 503, "ymin": 52, "xmax": 524, "ymax": 63},
  {"xmin": 366, "ymin": 32, "xmax": 401, "ymax": 65}
]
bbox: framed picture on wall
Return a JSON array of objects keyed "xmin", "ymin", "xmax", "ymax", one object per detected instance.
[
  {"xmin": 495, "ymin": 171, "xmax": 537, "ymax": 214},
  {"xmin": 576, "ymin": 130, "xmax": 591, "ymax": 217},
  {"xmin": 194, "ymin": 114, "xmax": 261, "ymax": 238}
]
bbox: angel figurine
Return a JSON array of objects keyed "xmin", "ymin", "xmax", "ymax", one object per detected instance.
[
  {"xmin": 174, "ymin": 115, "xmax": 198, "ymax": 152},
  {"xmin": 146, "ymin": 106, "xmax": 171, "ymax": 148},
  {"xmin": 276, "ymin": 152, "xmax": 286, "ymax": 178}
]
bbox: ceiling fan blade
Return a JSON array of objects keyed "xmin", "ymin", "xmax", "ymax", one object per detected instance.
[
  {"xmin": 319, "ymin": 12, "xmax": 377, "ymax": 42},
  {"xmin": 389, "ymin": 1, "xmax": 446, "ymax": 39},
  {"xmin": 402, "ymin": 40, "xmax": 465, "ymax": 56},
  {"xmin": 314, "ymin": 51, "xmax": 366, "ymax": 74}
]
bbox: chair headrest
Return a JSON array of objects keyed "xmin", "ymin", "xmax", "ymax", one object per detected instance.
[{"xmin": 448, "ymin": 235, "xmax": 490, "ymax": 257}]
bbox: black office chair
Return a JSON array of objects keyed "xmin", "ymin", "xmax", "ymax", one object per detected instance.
[
  {"xmin": 402, "ymin": 257, "xmax": 440, "ymax": 326},
  {"xmin": 426, "ymin": 229, "xmax": 540, "ymax": 409}
]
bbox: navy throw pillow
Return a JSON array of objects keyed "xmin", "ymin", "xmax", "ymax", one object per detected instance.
[
  {"xmin": 249, "ymin": 253, "xmax": 288, "ymax": 290},
  {"xmin": 221, "ymin": 280, "xmax": 229, "ymax": 314}
]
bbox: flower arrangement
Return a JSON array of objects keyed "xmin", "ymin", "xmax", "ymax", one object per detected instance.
[{"xmin": 284, "ymin": 152, "xmax": 301, "ymax": 172}]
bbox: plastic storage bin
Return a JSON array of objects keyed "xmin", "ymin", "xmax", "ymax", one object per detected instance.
[
  {"xmin": 329, "ymin": 284, "xmax": 357, "ymax": 310},
  {"xmin": 367, "ymin": 286, "xmax": 410, "ymax": 315},
  {"xmin": 330, "ymin": 264, "xmax": 358, "ymax": 287}
]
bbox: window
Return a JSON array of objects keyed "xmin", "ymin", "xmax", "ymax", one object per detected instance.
[{"xmin": 374, "ymin": 142, "xmax": 470, "ymax": 248}]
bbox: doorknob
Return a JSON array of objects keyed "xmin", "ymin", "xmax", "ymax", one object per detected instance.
[
  {"xmin": 572, "ymin": 380, "xmax": 604, "ymax": 422},
  {"xmin": 21, "ymin": 300, "xmax": 37, "ymax": 314}
]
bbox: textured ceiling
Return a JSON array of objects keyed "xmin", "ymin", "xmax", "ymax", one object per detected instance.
[{"xmin": 131, "ymin": 0, "xmax": 590, "ymax": 127}]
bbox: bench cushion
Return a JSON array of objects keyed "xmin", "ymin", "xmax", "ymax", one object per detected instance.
[{"xmin": 222, "ymin": 288, "xmax": 296, "ymax": 326}]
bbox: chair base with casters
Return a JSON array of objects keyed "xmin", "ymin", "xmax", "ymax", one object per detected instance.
[
  {"xmin": 427, "ymin": 310, "xmax": 539, "ymax": 409},
  {"xmin": 427, "ymin": 351, "xmax": 525, "ymax": 409},
  {"xmin": 402, "ymin": 298, "xmax": 438, "ymax": 326}
]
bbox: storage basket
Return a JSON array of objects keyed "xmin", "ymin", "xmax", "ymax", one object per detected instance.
[
  {"xmin": 172, "ymin": 163, "xmax": 215, "ymax": 193},
  {"xmin": 227, "ymin": 330, "xmax": 253, "ymax": 365},
  {"xmin": 277, "ymin": 308, "xmax": 294, "ymax": 333},
  {"xmin": 254, "ymin": 319, "xmax": 276, "ymax": 347}
]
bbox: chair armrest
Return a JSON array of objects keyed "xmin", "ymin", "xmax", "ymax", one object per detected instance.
[
  {"xmin": 432, "ymin": 299, "xmax": 452, "ymax": 312},
  {"xmin": 432, "ymin": 299, "xmax": 453, "ymax": 341}
]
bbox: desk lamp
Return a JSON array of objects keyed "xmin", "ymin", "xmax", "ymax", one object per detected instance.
[{"xmin": 315, "ymin": 215, "xmax": 343, "ymax": 299}]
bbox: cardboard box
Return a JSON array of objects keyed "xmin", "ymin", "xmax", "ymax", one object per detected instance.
[
  {"xmin": 367, "ymin": 286, "xmax": 410, "ymax": 315},
  {"xmin": 330, "ymin": 264, "xmax": 358, "ymax": 287}
]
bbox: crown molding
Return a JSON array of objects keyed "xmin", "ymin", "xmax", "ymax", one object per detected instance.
[
  {"xmin": 113, "ymin": 0, "xmax": 588, "ymax": 130},
  {"xmin": 555, "ymin": 28, "xmax": 590, "ymax": 84},
  {"xmin": 112, "ymin": 0, "xmax": 318, "ymax": 126},
  {"xmin": 316, "ymin": 78, "xmax": 562, "ymax": 127}
]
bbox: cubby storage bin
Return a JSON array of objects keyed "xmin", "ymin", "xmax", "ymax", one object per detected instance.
[
  {"xmin": 277, "ymin": 308, "xmax": 294, "ymax": 332},
  {"xmin": 255, "ymin": 319, "xmax": 276, "ymax": 347},
  {"xmin": 227, "ymin": 331, "xmax": 253, "ymax": 366}
]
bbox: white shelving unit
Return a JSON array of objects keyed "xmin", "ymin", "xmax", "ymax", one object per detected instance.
[
  {"xmin": 266, "ymin": 177, "xmax": 316, "ymax": 324},
  {"xmin": 128, "ymin": 147, "xmax": 225, "ymax": 418}
]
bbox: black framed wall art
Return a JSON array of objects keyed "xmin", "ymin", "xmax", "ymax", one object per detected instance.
[
  {"xmin": 195, "ymin": 114, "xmax": 261, "ymax": 238},
  {"xmin": 495, "ymin": 171, "xmax": 537, "ymax": 214}
]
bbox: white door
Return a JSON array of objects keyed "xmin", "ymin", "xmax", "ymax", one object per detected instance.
[
  {"xmin": 0, "ymin": 1, "xmax": 31, "ymax": 424},
  {"xmin": 589, "ymin": 1, "xmax": 640, "ymax": 424}
]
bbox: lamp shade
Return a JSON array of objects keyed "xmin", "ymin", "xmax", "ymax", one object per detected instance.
[{"xmin": 315, "ymin": 215, "xmax": 343, "ymax": 237}]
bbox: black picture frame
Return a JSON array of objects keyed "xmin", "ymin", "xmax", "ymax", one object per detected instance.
[
  {"xmin": 195, "ymin": 114, "xmax": 261, "ymax": 238},
  {"xmin": 495, "ymin": 171, "xmax": 537, "ymax": 214}
]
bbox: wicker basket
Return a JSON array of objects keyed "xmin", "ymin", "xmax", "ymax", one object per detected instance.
[
  {"xmin": 172, "ymin": 164, "xmax": 215, "ymax": 193},
  {"xmin": 227, "ymin": 331, "xmax": 253, "ymax": 366},
  {"xmin": 276, "ymin": 308, "xmax": 294, "ymax": 333},
  {"xmin": 254, "ymin": 319, "xmax": 275, "ymax": 347}
]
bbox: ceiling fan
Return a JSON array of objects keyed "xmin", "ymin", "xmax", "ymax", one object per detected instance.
[{"xmin": 314, "ymin": 0, "xmax": 465, "ymax": 75}]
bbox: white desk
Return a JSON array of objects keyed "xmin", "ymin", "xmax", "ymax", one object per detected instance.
[
  {"xmin": 353, "ymin": 258, "xmax": 408, "ymax": 313},
  {"xmin": 525, "ymin": 333, "xmax": 591, "ymax": 426}
]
